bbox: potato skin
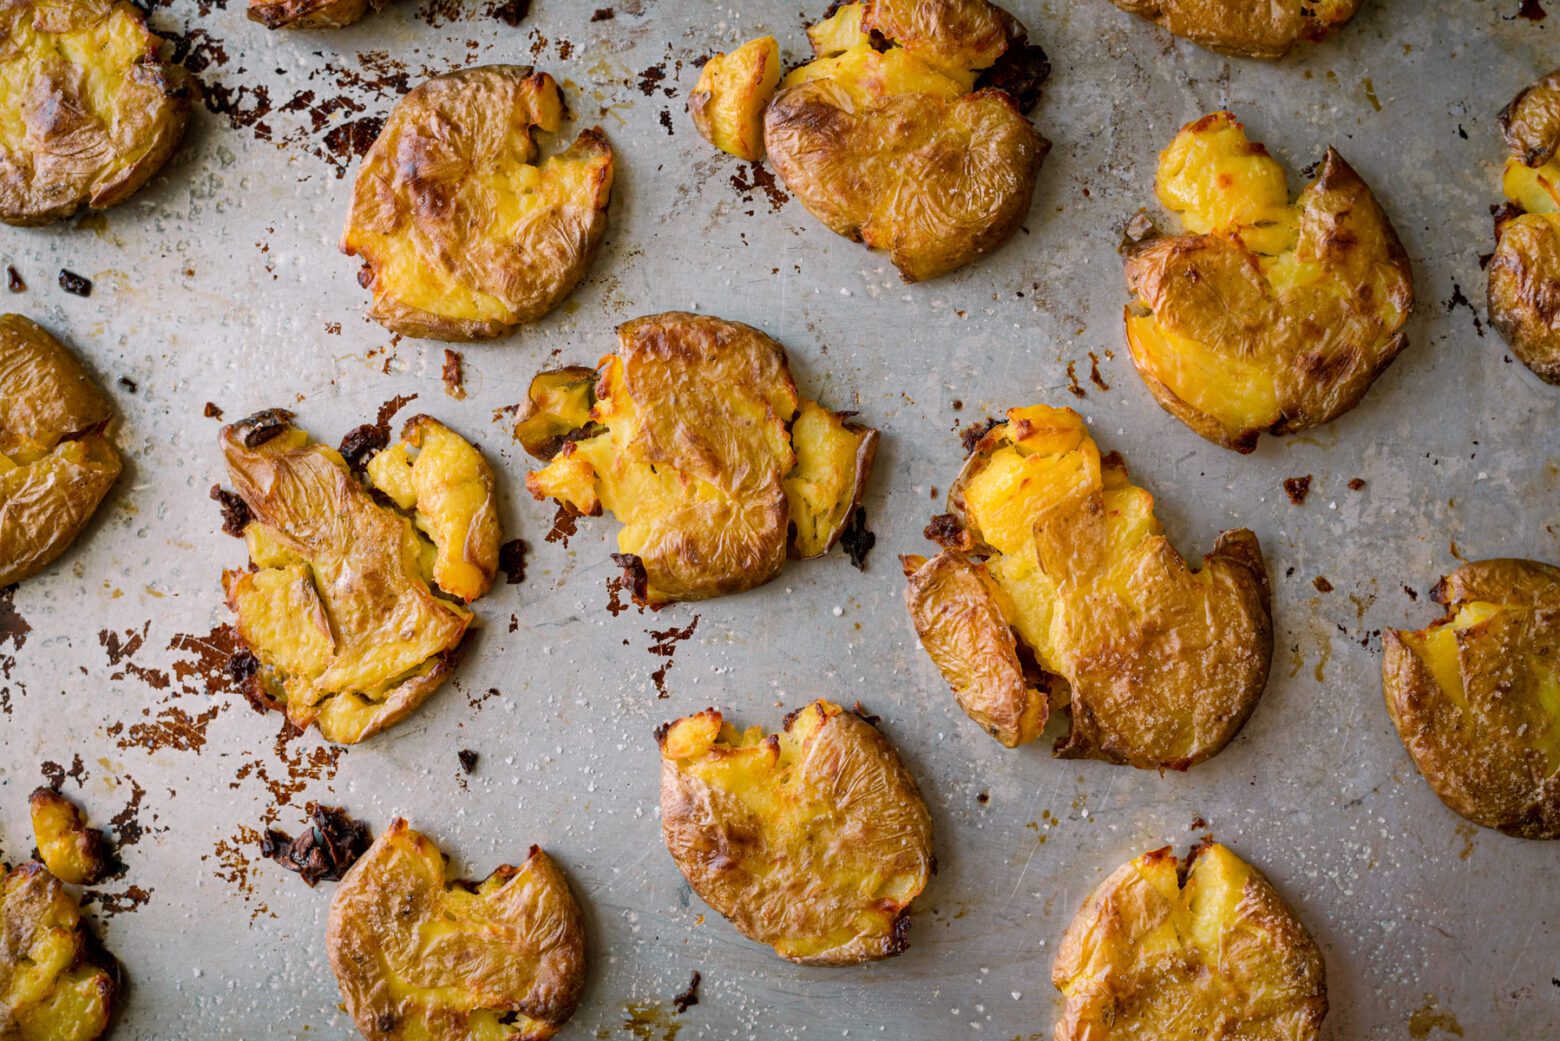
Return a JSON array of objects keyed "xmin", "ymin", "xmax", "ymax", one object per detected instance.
[
  {"xmin": 689, "ymin": 36, "xmax": 780, "ymax": 161},
  {"xmin": 247, "ymin": 0, "xmax": 386, "ymax": 29},
  {"xmin": 0, "ymin": 0, "xmax": 189, "ymax": 226},
  {"xmin": 1489, "ymin": 72, "xmax": 1560, "ymax": 386},
  {"xmin": 1500, "ymin": 70, "xmax": 1560, "ymax": 169},
  {"xmin": 1, "ymin": 861, "xmax": 118, "ymax": 1041},
  {"xmin": 1382, "ymin": 559, "xmax": 1560, "ymax": 839},
  {"xmin": 1106, "ymin": 0, "xmax": 1360, "ymax": 59}
]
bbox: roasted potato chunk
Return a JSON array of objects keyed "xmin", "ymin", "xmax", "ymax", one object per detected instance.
[
  {"xmin": 903, "ymin": 404, "xmax": 1271, "ymax": 769},
  {"xmin": 0, "ymin": 315, "xmax": 121, "ymax": 588},
  {"xmin": 248, "ymin": 0, "xmax": 386, "ymax": 29},
  {"xmin": 521, "ymin": 313, "xmax": 877, "ymax": 605},
  {"xmin": 341, "ymin": 67, "xmax": 614, "ymax": 341},
  {"xmin": 0, "ymin": 0, "xmax": 188, "ymax": 225},
  {"xmin": 658, "ymin": 700, "xmax": 934, "ymax": 965},
  {"xmin": 328, "ymin": 820, "xmax": 585, "ymax": 1041},
  {"xmin": 1123, "ymin": 112, "xmax": 1414, "ymax": 451},
  {"xmin": 755, "ymin": 0, "xmax": 1050, "ymax": 281},
  {"xmin": 689, "ymin": 36, "xmax": 780, "ymax": 161},
  {"xmin": 218, "ymin": 410, "xmax": 500, "ymax": 744},
  {"xmin": 28, "ymin": 789, "xmax": 109, "ymax": 887},
  {"xmin": 1381, "ymin": 559, "xmax": 1560, "ymax": 839},
  {"xmin": 1052, "ymin": 843, "xmax": 1327, "ymax": 1041},
  {"xmin": 1, "ymin": 862, "xmax": 117, "ymax": 1041},
  {"xmin": 1104, "ymin": 0, "xmax": 1359, "ymax": 59},
  {"xmin": 1488, "ymin": 72, "xmax": 1560, "ymax": 385}
]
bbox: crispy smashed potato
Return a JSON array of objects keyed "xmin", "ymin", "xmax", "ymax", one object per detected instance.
[
  {"xmin": 1, "ymin": 862, "xmax": 117, "ymax": 1041},
  {"xmin": 1104, "ymin": 0, "xmax": 1359, "ymax": 59},
  {"xmin": 902, "ymin": 404, "xmax": 1271, "ymax": 768},
  {"xmin": 29, "ymin": 789, "xmax": 110, "ymax": 887},
  {"xmin": 342, "ymin": 67, "xmax": 614, "ymax": 341},
  {"xmin": 1382, "ymin": 559, "xmax": 1560, "ymax": 839},
  {"xmin": 521, "ymin": 312, "xmax": 878, "ymax": 605},
  {"xmin": 1123, "ymin": 112, "xmax": 1414, "ymax": 451},
  {"xmin": 0, "ymin": 315, "xmax": 121, "ymax": 588},
  {"xmin": 219, "ymin": 410, "xmax": 500, "ymax": 743},
  {"xmin": 1488, "ymin": 71, "xmax": 1560, "ymax": 385},
  {"xmin": 1052, "ymin": 843, "xmax": 1327, "ymax": 1041},
  {"xmin": 0, "ymin": 0, "xmax": 188, "ymax": 226},
  {"xmin": 248, "ymin": 0, "xmax": 386, "ymax": 29},
  {"xmin": 689, "ymin": 36, "xmax": 780, "ymax": 161},
  {"xmin": 328, "ymin": 820, "xmax": 585, "ymax": 1041},
  {"xmin": 755, "ymin": 0, "xmax": 1050, "ymax": 281},
  {"xmin": 658, "ymin": 700, "xmax": 933, "ymax": 965}
]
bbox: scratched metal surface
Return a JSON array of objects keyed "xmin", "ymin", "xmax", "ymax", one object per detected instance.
[{"xmin": 1, "ymin": 0, "xmax": 1557, "ymax": 1038}]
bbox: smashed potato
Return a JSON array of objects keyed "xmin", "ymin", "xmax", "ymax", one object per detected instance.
[
  {"xmin": 0, "ymin": 0, "xmax": 189, "ymax": 225},
  {"xmin": 0, "ymin": 315, "xmax": 121, "ymax": 588},
  {"xmin": 29, "ymin": 789, "xmax": 109, "ymax": 887},
  {"xmin": 521, "ymin": 312, "xmax": 878, "ymax": 605},
  {"xmin": 902, "ymin": 404, "xmax": 1271, "ymax": 768},
  {"xmin": 218, "ymin": 410, "xmax": 500, "ymax": 743},
  {"xmin": 755, "ymin": 0, "xmax": 1050, "ymax": 281},
  {"xmin": 689, "ymin": 36, "xmax": 780, "ymax": 161},
  {"xmin": 248, "ymin": 0, "xmax": 386, "ymax": 30},
  {"xmin": 342, "ymin": 67, "xmax": 614, "ymax": 341},
  {"xmin": 1382, "ymin": 559, "xmax": 1560, "ymax": 839},
  {"xmin": 328, "ymin": 820, "xmax": 585, "ymax": 1041},
  {"xmin": 658, "ymin": 700, "xmax": 933, "ymax": 965},
  {"xmin": 1123, "ymin": 112, "xmax": 1414, "ymax": 451},
  {"xmin": 1104, "ymin": 0, "xmax": 1359, "ymax": 60},
  {"xmin": 1488, "ymin": 71, "xmax": 1560, "ymax": 385},
  {"xmin": 1, "ymin": 862, "xmax": 117, "ymax": 1041},
  {"xmin": 1053, "ymin": 843, "xmax": 1327, "ymax": 1040}
]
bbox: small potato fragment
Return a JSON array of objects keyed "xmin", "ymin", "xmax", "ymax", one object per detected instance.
[
  {"xmin": 689, "ymin": 36, "xmax": 780, "ymax": 161},
  {"xmin": 658, "ymin": 700, "xmax": 934, "ymax": 965},
  {"xmin": 1, "ymin": 862, "xmax": 118, "ymax": 1041},
  {"xmin": 1105, "ymin": 0, "xmax": 1359, "ymax": 59},
  {"xmin": 1489, "ymin": 72, "xmax": 1560, "ymax": 386},
  {"xmin": 28, "ymin": 789, "xmax": 110, "ymax": 886},
  {"xmin": 1052, "ymin": 843, "xmax": 1327, "ymax": 1041},
  {"xmin": 513, "ymin": 367, "xmax": 600, "ymax": 460},
  {"xmin": 783, "ymin": 401, "xmax": 878, "ymax": 559},
  {"xmin": 1382, "ymin": 559, "xmax": 1560, "ymax": 839},
  {"xmin": 247, "ymin": 0, "xmax": 386, "ymax": 30},
  {"xmin": 328, "ymin": 820, "xmax": 586, "ymax": 1041}
]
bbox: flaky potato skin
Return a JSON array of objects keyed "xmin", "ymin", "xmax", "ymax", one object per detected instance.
[
  {"xmin": 0, "ymin": 0, "xmax": 189, "ymax": 226},
  {"xmin": 0, "ymin": 315, "xmax": 121, "ymax": 587},
  {"xmin": 328, "ymin": 821, "xmax": 586, "ymax": 1041},
  {"xmin": 1501, "ymin": 71, "xmax": 1560, "ymax": 169},
  {"xmin": 1489, "ymin": 72, "xmax": 1560, "ymax": 386},
  {"xmin": 248, "ymin": 0, "xmax": 386, "ymax": 29},
  {"xmin": 658, "ymin": 701, "xmax": 934, "ymax": 965},
  {"xmin": 342, "ymin": 66, "xmax": 614, "ymax": 341},
  {"xmin": 1, "ymin": 861, "xmax": 118, "ymax": 1041},
  {"xmin": 1106, "ymin": 0, "xmax": 1360, "ymax": 59},
  {"xmin": 1382, "ymin": 559, "xmax": 1560, "ymax": 839}
]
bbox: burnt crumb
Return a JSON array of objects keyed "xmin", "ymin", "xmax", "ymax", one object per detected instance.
[
  {"xmin": 924, "ymin": 513, "xmax": 964, "ymax": 549},
  {"xmin": 441, "ymin": 348, "xmax": 467, "ymax": 400},
  {"xmin": 976, "ymin": 791, "xmax": 990, "ymax": 805},
  {"xmin": 339, "ymin": 424, "xmax": 390, "ymax": 473},
  {"xmin": 591, "ymin": 6, "xmax": 615, "ymax": 19},
  {"xmin": 84, "ymin": 884, "xmax": 151, "ymax": 918},
  {"xmin": 1283, "ymin": 475, "xmax": 1313, "ymax": 505},
  {"xmin": 58, "ymin": 269, "xmax": 92, "ymax": 297},
  {"xmin": 1347, "ymin": 478, "xmax": 1366, "ymax": 491},
  {"xmin": 1087, "ymin": 352, "xmax": 1110, "ymax": 391},
  {"xmin": 1300, "ymin": 160, "xmax": 1321, "ymax": 180},
  {"xmin": 228, "ymin": 649, "xmax": 259, "ymax": 687},
  {"xmin": 950, "ymin": 399, "xmax": 963, "ymax": 411},
  {"xmin": 840, "ymin": 507, "xmax": 876, "ymax": 571},
  {"xmin": 210, "ymin": 485, "xmax": 252, "ymax": 537},
  {"xmin": 672, "ymin": 970, "xmax": 701, "ymax": 1014},
  {"xmin": 658, "ymin": 108, "xmax": 674, "ymax": 135},
  {"xmin": 118, "ymin": 377, "xmax": 138, "ymax": 393},
  {"xmin": 6, "ymin": 266, "xmax": 23, "ymax": 292},
  {"xmin": 637, "ymin": 63, "xmax": 667, "ymax": 97},
  {"xmin": 487, "ymin": 0, "xmax": 529, "ymax": 25},
  {"xmin": 1518, "ymin": 0, "xmax": 1547, "ymax": 20},
  {"xmin": 547, "ymin": 504, "xmax": 581, "ymax": 546},
  {"xmin": 498, "ymin": 539, "xmax": 529, "ymax": 585},
  {"xmin": 647, "ymin": 616, "xmax": 700, "ymax": 698},
  {"xmin": 1403, "ymin": 584, "xmax": 1419, "ymax": 601},
  {"xmin": 959, "ymin": 417, "xmax": 1000, "ymax": 455},
  {"xmin": 1190, "ymin": 815, "xmax": 1208, "ymax": 830},
  {"xmin": 457, "ymin": 749, "xmax": 479, "ymax": 774},
  {"xmin": 1065, "ymin": 360, "xmax": 1086, "ymax": 398},
  {"xmin": 260, "ymin": 803, "xmax": 372, "ymax": 887},
  {"xmin": 728, "ymin": 161, "xmax": 789, "ymax": 213},
  {"xmin": 975, "ymin": 16, "xmax": 1049, "ymax": 113},
  {"xmin": 653, "ymin": 720, "xmax": 673, "ymax": 744},
  {"xmin": 887, "ymin": 910, "xmax": 913, "ymax": 955},
  {"xmin": 203, "ymin": 402, "xmax": 224, "ymax": 419},
  {"xmin": 238, "ymin": 408, "xmax": 295, "ymax": 449},
  {"xmin": 321, "ymin": 117, "xmax": 385, "ymax": 175},
  {"xmin": 40, "ymin": 754, "xmax": 87, "ymax": 792},
  {"xmin": 1313, "ymin": 576, "xmax": 1334, "ymax": 593},
  {"xmin": 1444, "ymin": 281, "xmax": 1485, "ymax": 336}
]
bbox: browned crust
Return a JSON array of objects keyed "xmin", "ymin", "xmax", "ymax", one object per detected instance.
[
  {"xmin": 1488, "ymin": 214, "xmax": 1560, "ymax": 385},
  {"xmin": 1106, "ymin": 0, "xmax": 1360, "ymax": 59},
  {"xmin": 1500, "ymin": 70, "xmax": 1560, "ymax": 168},
  {"xmin": 247, "ymin": 0, "xmax": 387, "ymax": 30}
]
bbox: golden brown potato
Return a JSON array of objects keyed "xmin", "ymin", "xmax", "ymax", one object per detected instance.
[
  {"xmin": 0, "ymin": 315, "xmax": 121, "ymax": 588},
  {"xmin": 903, "ymin": 404, "xmax": 1271, "ymax": 769},
  {"xmin": 1052, "ymin": 843, "xmax": 1327, "ymax": 1041},
  {"xmin": 758, "ymin": 0, "xmax": 1050, "ymax": 282},
  {"xmin": 1381, "ymin": 559, "xmax": 1560, "ymax": 839},
  {"xmin": 658, "ymin": 700, "xmax": 933, "ymax": 965},
  {"xmin": 1104, "ymin": 0, "xmax": 1359, "ymax": 59},
  {"xmin": 218, "ymin": 410, "xmax": 501, "ymax": 744},
  {"xmin": 1488, "ymin": 72, "xmax": 1560, "ymax": 385},
  {"xmin": 328, "ymin": 820, "xmax": 585, "ymax": 1041},
  {"xmin": 341, "ymin": 67, "xmax": 614, "ymax": 341},
  {"xmin": 1123, "ymin": 112, "xmax": 1414, "ymax": 451},
  {"xmin": 521, "ymin": 312, "xmax": 877, "ymax": 605},
  {"xmin": 689, "ymin": 36, "xmax": 780, "ymax": 161},
  {"xmin": 28, "ymin": 789, "xmax": 110, "ymax": 887},
  {"xmin": 0, "ymin": 861, "xmax": 117, "ymax": 1041},
  {"xmin": 0, "ymin": 0, "xmax": 189, "ymax": 226},
  {"xmin": 248, "ymin": 0, "xmax": 386, "ymax": 30}
]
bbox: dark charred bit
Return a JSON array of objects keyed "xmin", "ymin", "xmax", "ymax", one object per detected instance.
[
  {"xmin": 672, "ymin": 970, "xmax": 702, "ymax": 1015},
  {"xmin": 976, "ymin": 790, "xmax": 990, "ymax": 805},
  {"xmin": 58, "ymin": 269, "xmax": 92, "ymax": 297},
  {"xmin": 227, "ymin": 649, "xmax": 259, "ymax": 687},
  {"xmin": 1190, "ymin": 815, "xmax": 1208, "ymax": 831},
  {"xmin": 1518, "ymin": 0, "xmax": 1547, "ymax": 21},
  {"xmin": 488, "ymin": 0, "xmax": 530, "ymax": 26},
  {"xmin": 203, "ymin": 402, "xmax": 223, "ymax": 419},
  {"xmin": 959, "ymin": 417, "xmax": 1000, "ymax": 455},
  {"xmin": 849, "ymin": 701, "xmax": 881, "ymax": 727},
  {"xmin": 118, "ymin": 376, "xmax": 138, "ymax": 393},
  {"xmin": 1492, "ymin": 201, "xmax": 1524, "ymax": 241},
  {"xmin": 1183, "ymin": 834, "xmax": 1217, "ymax": 877},
  {"xmin": 653, "ymin": 720, "xmax": 673, "ymax": 744},
  {"xmin": 441, "ymin": 348, "xmax": 466, "ymax": 400},
  {"xmin": 457, "ymin": 749, "xmax": 478, "ymax": 774},
  {"xmin": 260, "ymin": 803, "xmax": 372, "ymax": 887},
  {"xmin": 1347, "ymin": 477, "xmax": 1366, "ymax": 491},
  {"xmin": 546, "ymin": 503, "xmax": 581, "ymax": 545},
  {"xmin": 357, "ymin": 262, "xmax": 375, "ymax": 289},
  {"xmin": 1283, "ymin": 475, "xmax": 1312, "ymax": 506},
  {"xmin": 338, "ymin": 423, "xmax": 390, "ymax": 473},
  {"xmin": 1431, "ymin": 575, "xmax": 1453, "ymax": 606},
  {"xmin": 498, "ymin": 539, "xmax": 529, "ymax": 585},
  {"xmin": 237, "ymin": 408, "xmax": 296, "ymax": 449},
  {"xmin": 923, "ymin": 513, "xmax": 964, "ymax": 549},
  {"xmin": 6, "ymin": 265, "xmax": 23, "ymax": 292},
  {"xmin": 1312, "ymin": 575, "xmax": 1334, "ymax": 593},
  {"xmin": 590, "ymin": 6, "xmax": 615, "ymax": 19},
  {"xmin": 887, "ymin": 910, "xmax": 913, "ymax": 956},
  {"xmin": 210, "ymin": 485, "xmax": 251, "ymax": 537},
  {"xmin": 612, "ymin": 553, "xmax": 650, "ymax": 606},
  {"xmin": 840, "ymin": 507, "xmax": 876, "ymax": 571},
  {"xmin": 322, "ymin": 117, "xmax": 385, "ymax": 176},
  {"xmin": 975, "ymin": 14, "xmax": 1050, "ymax": 114},
  {"xmin": 1403, "ymin": 584, "xmax": 1419, "ymax": 601}
]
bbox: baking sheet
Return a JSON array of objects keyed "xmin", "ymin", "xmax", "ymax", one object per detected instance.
[{"xmin": 2, "ymin": 1, "xmax": 1558, "ymax": 1038}]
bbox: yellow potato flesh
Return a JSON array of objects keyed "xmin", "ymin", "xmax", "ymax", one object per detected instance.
[
  {"xmin": 1125, "ymin": 313, "xmax": 1281, "ymax": 436},
  {"xmin": 29, "ymin": 796, "xmax": 98, "ymax": 887},
  {"xmin": 1156, "ymin": 113, "xmax": 1297, "ymax": 257},
  {"xmin": 1, "ymin": 868, "xmax": 113, "ymax": 1041},
  {"xmin": 782, "ymin": 43, "xmax": 970, "ymax": 108},
  {"xmin": 783, "ymin": 400, "xmax": 868, "ymax": 558},
  {"xmin": 807, "ymin": 2, "xmax": 869, "ymax": 55},
  {"xmin": 692, "ymin": 36, "xmax": 780, "ymax": 161},
  {"xmin": 1503, "ymin": 156, "xmax": 1560, "ymax": 214}
]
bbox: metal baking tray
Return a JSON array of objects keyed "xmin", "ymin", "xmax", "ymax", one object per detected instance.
[{"xmin": 2, "ymin": 1, "xmax": 1557, "ymax": 1038}]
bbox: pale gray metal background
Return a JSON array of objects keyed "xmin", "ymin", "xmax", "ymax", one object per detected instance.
[{"xmin": 1, "ymin": 1, "xmax": 1557, "ymax": 1038}]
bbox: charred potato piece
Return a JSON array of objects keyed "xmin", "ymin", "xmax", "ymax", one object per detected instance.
[
  {"xmin": 1123, "ymin": 112, "xmax": 1413, "ymax": 451},
  {"xmin": 0, "ymin": 315, "xmax": 121, "ymax": 587},
  {"xmin": 1104, "ymin": 0, "xmax": 1359, "ymax": 59},
  {"xmin": 0, "ymin": 0, "xmax": 188, "ymax": 226},
  {"xmin": 1381, "ymin": 559, "xmax": 1560, "ymax": 839},
  {"xmin": 903, "ymin": 404, "xmax": 1271, "ymax": 769},
  {"xmin": 218, "ymin": 410, "xmax": 497, "ymax": 744},
  {"xmin": 248, "ymin": 0, "xmax": 387, "ymax": 30},
  {"xmin": 328, "ymin": 820, "xmax": 585, "ymax": 1041},
  {"xmin": 342, "ymin": 67, "xmax": 614, "ymax": 341},
  {"xmin": 521, "ymin": 313, "xmax": 877, "ymax": 605},
  {"xmin": 0, "ymin": 862, "xmax": 117, "ymax": 1041},
  {"xmin": 1489, "ymin": 72, "xmax": 1560, "ymax": 385},
  {"xmin": 1053, "ymin": 843, "xmax": 1327, "ymax": 1040},
  {"xmin": 658, "ymin": 700, "xmax": 933, "ymax": 965},
  {"xmin": 28, "ymin": 789, "xmax": 109, "ymax": 886},
  {"xmin": 689, "ymin": 36, "xmax": 780, "ymax": 161}
]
